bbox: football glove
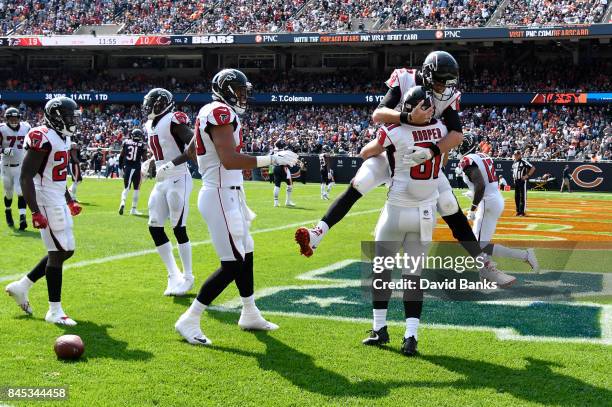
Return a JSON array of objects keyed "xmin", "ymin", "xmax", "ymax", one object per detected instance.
[
  {"xmin": 31, "ymin": 212, "xmax": 48, "ymax": 229},
  {"xmin": 466, "ymin": 210, "xmax": 476, "ymax": 221},
  {"xmin": 271, "ymin": 150, "xmax": 298, "ymax": 167},
  {"xmin": 454, "ymin": 165, "xmax": 463, "ymax": 177},
  {"xmin": 402, "ymin": 146, "xmax": 433, "ymax": 167},
  {"xmin": 156, "ymin": 161, "xmax": 175, "ymax": 181},
  {"xmin": 68, "ymin": 201, "xmax": 82, "ymax": 216}
]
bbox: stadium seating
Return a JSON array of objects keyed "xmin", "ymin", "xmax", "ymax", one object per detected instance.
[{"xmin": 1, "ymin": 0, "xmax": 610, "ymax": 35}]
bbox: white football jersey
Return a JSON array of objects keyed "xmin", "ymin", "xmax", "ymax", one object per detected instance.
[
  {"xmin": 145, "ymin": 111, "xmax": 190, "ymax": 177},
  {"xmin": 23, "ymin": 126, "xmax": 70, "ymax": 206},
  {"xmin": 385, "ymin": 68, "xmax": 461, "ymax": 117},
  {"xmin": 0, "ymin": 121, "xmax": 31, "ymax": 166},
  {"xmin": 378, "ymin": 119, "xmax": 448, "ymax": 207},
  {"xmin": 195, "ymin": 101, "xmax": 243, "ymax": 188},
  {"xmin": 459, "ymin": 152, "xmax": 501, "ymax": 200}
]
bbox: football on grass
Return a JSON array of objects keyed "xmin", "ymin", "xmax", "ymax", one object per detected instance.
[{"xmin": 54, "ymin": 335, "xmax": 84, "ymax": 360}]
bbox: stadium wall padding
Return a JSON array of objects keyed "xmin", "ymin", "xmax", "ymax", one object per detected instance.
[{"xmin": 252, "ymin": 157, "xmax": 612, "ymax": 192}]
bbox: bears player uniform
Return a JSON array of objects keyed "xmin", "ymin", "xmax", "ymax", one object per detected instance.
[
  {"xmin": 0, "ymin": 107, "xmax": 31, "ymax": 229},
  {"xmin": 5, "ymin": 97, "xmax": 82, "ymax": 326},
  {"xmin": 272, "ymin": 139, "xmax": 295, "ymax": 207},
  {"xmin": 363, "ymin": 111, "xmax": 448, "ymax": 356},
  {"xmin": 143, "ymin": 88, "xmax": 194, "ymax": 297},
  {"xmin": 456, "ymin": 134, "xmax": 539, "ymax": 272},
  {"xmin": 319, "ymin": 153, "xmax": 334, "ymax": 199},
  {"xmin": 175, "ymin": 69, "xmax": 298, "ymax": 346},
  {"xmin": 119, "ymin": 128, "xmax": 147, "ymax": 215}
]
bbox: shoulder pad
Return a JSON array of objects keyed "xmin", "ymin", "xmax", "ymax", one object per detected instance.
[
  {"xmin": 207, "ymin": 104, "xmax": 235, "ymax": 126},
  {"xmin": 171, "ymin": 111, "xmax": 190, "ymax": 125}
]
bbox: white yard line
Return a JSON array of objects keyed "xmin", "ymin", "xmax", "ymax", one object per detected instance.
[{"xmin": 64, "ymin": 208, "xmax": 380, "ymax": 271}]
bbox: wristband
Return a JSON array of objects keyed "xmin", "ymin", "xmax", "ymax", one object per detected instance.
[
  {"xmin": 256, "ymin": 155, "xmax": 272, "ymax": 168},
  {"xmin": 470, "ymin": 204, "xmax": 478, "ymax": 211},
  {"xmin": 429, "ymin": 144, "xmax": 441, "ymax": 157},
  {"xmin": 399, "ymin": 112, "xmax": 409, "ymax": 125}
]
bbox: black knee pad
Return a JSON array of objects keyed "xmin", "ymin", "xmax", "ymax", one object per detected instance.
[
  {"xmin": 149, "ymin": 226, "xmax": 170, "ymax": 247},
  {"xmin": 221, "ymin": 259, "xmax": 243, "ymax": 276},
  {"xmin": 17, "ymin": 196, "xmax": 26, "ymax": 209},
  {"xmin": 173, "ymin": 226, "xmax": 189, "ymax": 244},
  {"xmin": 4, "ymin": 197, "xmax": 12, "ymax": 208}
]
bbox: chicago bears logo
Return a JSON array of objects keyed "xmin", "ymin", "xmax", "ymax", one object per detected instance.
[{"xmin": 571, "ymin": 164, "xmax": 603, "ymax": 188}]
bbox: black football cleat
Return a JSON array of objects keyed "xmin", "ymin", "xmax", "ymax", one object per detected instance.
[
  {"xmin": 362, "ymin": 326, "xmax": 390, "ymax": 346},
  {"xmin": 401, "ymin": 336, "xmax": 418, "ymax": 356},
  {"xmin": 5, "ymin": 209, "xmax": 14, "ymax": 227},
  {"xmin": 18, "ymin": 214, "xmax": 27, "ymax": 230},
  {"xmin": 118, "ymin": 204, "xmax": 124, "ymax": 215}
]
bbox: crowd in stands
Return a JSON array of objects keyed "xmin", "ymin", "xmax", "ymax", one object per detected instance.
[
  {"xmin": 458, "ymin": 105, "xmax": 611, "ymax": 161},
  {"xmin": 4, "ymin": 102, "xmax": 610, "ymax": 165},
  {"xmin": 1, "ymin": 62, "xmax": 610, "ymax": 94},
  {"xmin": 495, "ymin": 0, "xmax": 608, "ymax": 26},
  {"xmin": 118, "ymin": 0, "xmax": 205, "ymax": 34},
  {"xmin": 0, "ymin": 0, "xmax": 121, "ymax": 35},
  {"xmin": 1, "ymin": 0, "xmax": 610, "ymax": 35},
  {"xmin": 287, "ymin": 0, "xmax": 394, "ymax": 33},
  {"xmin": 390, "ymin": 0, "xmax": 500, "ymax": 30},
  {"xmin": 192, "ymin": 0, "xmax": 306, "ymax": 34}
]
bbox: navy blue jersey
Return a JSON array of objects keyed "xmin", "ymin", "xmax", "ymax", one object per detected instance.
[{"xmin": 121, "ymin": 139, "xmax": 146, "ymax": 167}]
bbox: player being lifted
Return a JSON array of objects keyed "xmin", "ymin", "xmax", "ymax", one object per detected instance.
[
  {"xmin": 362, "ymin": 86, "xmax": 444, "ymax": 356},
  {"xmin": 296, "ymin": 51, "xmax": 525, "ymax": 286},
  {"xmin": 143, "ymin": 88, "xmax": 194, "ymax": 297},
  {"xmin": 1, "ymin": 107, "xmax": 31, "ymax": 230},
  {"xmin": 175, "ymin": 69, "xmax": 298, "ymax": 345},
  {"xmin": 455, "ymin": 134, "xmax": 539, "ymax": 270},
  {"xmin": 118, "ymin": 128, "xmax": 147, "ymax": 215},
  {"xmin": 5, "ymin": 97, "xmax": 82, "ymax": 325},
  {"xmin": 319, "ymin": 152, "xmax": 334, "ymax": 200}
]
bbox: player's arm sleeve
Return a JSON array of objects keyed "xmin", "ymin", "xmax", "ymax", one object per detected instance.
[
  {"xmin": 377, "ymin": 86, "xmax": 402, "ymax": 109},
  {"xmin": 463, "ymin": 164, "xmax": 485, "ymax": 208},
  {"xmin": 118, "ymin": 144, "xmax": 126, "ymax": 167},
  {"xmin": 24, "ymin": 130, "xmax": 51, "ymax": 152},
  {"xmin": 442, "ymin": 106, "xmax": 462, "ymax": 133}
]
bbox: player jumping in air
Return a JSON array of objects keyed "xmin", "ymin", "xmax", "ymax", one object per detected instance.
[
  {"xmin": 5, "ymin": 97, "xmax": 82, "ymax": 325},
  {"xmin": 118, "ymin": 128, "xmax": 147, "ymax": 215},
  {"xmin": 143, "ymin": 88, "xmax": 195, "ymax": 297},
  {"xmin": 175, "ymin": 69, "xmax": 298, "ymax": 345},
  {"xmin": 1, "ymin": 107, "xmax": 31, "ymax": 230},
  {"xmin": 296, "ymin": 51, "xmax": 529, "ymax": 287}
]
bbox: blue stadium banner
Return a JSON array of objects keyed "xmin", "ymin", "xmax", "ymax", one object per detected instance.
[
  {"xmin": 0, "ymin": 91, "xmax": 609, "ymax": 105},
  {"xmin": 0, "ymin": 24, "xmax": 610, "ymax": 48}
]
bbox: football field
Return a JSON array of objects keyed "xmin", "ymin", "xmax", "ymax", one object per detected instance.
[{"xmin": 1, "ymin": 178, "xmax": 611, "ymax": 406}]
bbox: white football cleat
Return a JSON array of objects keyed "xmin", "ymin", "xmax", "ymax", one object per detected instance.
[
  {"xmin": 5, "ymin": 281, "xmax": 33, "ymax": 315},
  {"xmin": 295, "ymin": 226, "xmax": 325, "ymax": 257},
  {"xmin": 175, "ymin": 275, "xmax": 194, "ymax": 296},
  {"xmin": 238, "ymin": 311, "xmax": 279, "ymax": 331},
  {"xmin": 45, "ymin": 310, "xmax": 77, "ymax": 326},
  {"xmin": 479, "ymin": 257, "xmax": 516, "ymax": 288},
  {"xmin": 130, "ymin": 208, "xmax": 143, "ymax": 215},
  {"xmin": 285, "ymin": 201, "xmax": 295, "ymax": 207},
  {"xmin": 525, "ymin": 248, "xmax": 540, "ymax": 273},
  {"xmin": 273, "ymin": 200, "xmax": 279, "ymax": 207},
  {"xmin": 164, "ymin": 273, "xmax": 185, "ymax": 296},
  {"xmin": 175, "ymin": 313, "xmax": 211, "ymax": 346}
]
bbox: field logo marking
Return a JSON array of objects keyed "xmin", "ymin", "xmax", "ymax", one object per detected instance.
[{"xmin": 218, "ymin": 260, "xmax": 611, "ymax": 345}]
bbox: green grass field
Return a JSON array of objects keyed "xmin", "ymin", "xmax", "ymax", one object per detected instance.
[{"xmin": 1, "ymin": 179, "xmax": 610, "ymax": 406}]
